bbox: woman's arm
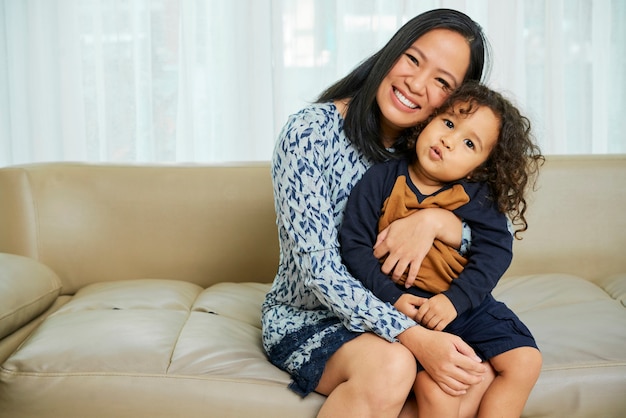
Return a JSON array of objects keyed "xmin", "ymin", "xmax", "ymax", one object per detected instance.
[
  {"xmin": 373, "ymin": 208, "xmax": 466, "ymax": 287},
  {"xmin": 271, "ymin": 109, "xmax": 416, "ymax": 341}
]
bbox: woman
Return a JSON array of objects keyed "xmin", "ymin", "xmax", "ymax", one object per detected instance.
[{"xmin": 262, "ymin": 8, "xmax": 495, "ymax": 417}]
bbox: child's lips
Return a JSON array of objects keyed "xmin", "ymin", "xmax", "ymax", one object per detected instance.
[{"xmin": 430, "ymin": 146, "xmax": 442, "ymax": 160}]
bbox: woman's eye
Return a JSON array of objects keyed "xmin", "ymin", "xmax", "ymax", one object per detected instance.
[
  {"xmin": 436, "ymin": 77, "xmax": 452, "ymax": 90},
  {"xmin": 406, "ymin": 53, "xmax": 419, "ymax": 65},
  {"xmin": 464, "ymin": 139, "xmax": 475, "ymax": 149}
]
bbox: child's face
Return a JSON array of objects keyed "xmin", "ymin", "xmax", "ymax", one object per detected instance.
[{"xmin": 414, "ymin": 102, "xmax": 499, "ymax": 185}]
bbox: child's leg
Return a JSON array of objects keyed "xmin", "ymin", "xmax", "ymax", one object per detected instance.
[
  {"xmin": 478, "ymin": 347, "xmax": 542, "ymax": 418},
  {"xmin": 411, "ymin": 364, "xmax": 496, "ymax": 418},
  {"xmin": 398, "ymin": 393, "xmax": 417, "ymax": 418},
  {"xmin": 458, "ymin": 362, "xmax": 496, "ymax": 418},
  {"xmin": 414, "ymin": 370, "xmax": 461, "ymax": 418}
]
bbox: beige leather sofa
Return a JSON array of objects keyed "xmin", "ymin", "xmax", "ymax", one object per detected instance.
[{"xmin": 0, "ymin": 155, "xmax": 624, "ymax": 417}]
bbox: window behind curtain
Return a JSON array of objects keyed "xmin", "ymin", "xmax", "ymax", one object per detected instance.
[{"xmin": 0, "ymin": 0, "xmax": 624, "ymax": 166}]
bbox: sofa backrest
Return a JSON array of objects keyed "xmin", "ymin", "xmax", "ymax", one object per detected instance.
[
  {"xmin": 0, "ymin": 155, "xmax": 625, "ymax": 294},
  {"xmin": 0, "ymin": 163, "xmax": 279, "ymax": 294},
  {"xmin": 505, "ymin": 155, "xmax": 626, "ymax": 281}
]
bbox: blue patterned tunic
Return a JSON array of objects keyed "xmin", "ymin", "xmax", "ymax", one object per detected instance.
[{"xmin": 261, "ymin": 102, "xmax": 418, "ymax": 396}]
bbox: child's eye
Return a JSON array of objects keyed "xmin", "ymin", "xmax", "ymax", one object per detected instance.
[
  {"xmin": 443, "ymin": 119, "xmax": 454, "ymax": 129},
  {"xmin": 464, "ymin": 139, "xmax": 475, "ymax": 149}
]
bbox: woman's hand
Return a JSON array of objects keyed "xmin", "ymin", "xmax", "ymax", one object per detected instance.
[
  {"xmin": 397, "ymin": 325, "xmax": 486, "ymax": 396},
  {"xmin": 373, "ymin": 208, "xmax": 462, "ymax": 287}
]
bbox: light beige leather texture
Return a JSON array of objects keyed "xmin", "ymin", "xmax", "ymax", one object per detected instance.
[
  {"xmin": 0, "ymin": 254, "xmax": 61, "ymax": 339},
  {"xmin": 0, "ymin": 156, "xmax": 625, "ymax": 417}
]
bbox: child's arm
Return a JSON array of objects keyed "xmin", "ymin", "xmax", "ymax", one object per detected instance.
[{"xmin": 442, "ymin": 181, "xmax": 514, "ymax": 316}]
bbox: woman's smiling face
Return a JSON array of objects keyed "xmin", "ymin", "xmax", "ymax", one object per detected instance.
[{"xmin": 376, "ymin": 28, "xmax": 471, "ymax": 146}]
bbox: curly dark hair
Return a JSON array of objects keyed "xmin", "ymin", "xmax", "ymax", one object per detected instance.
[{"xmin": 400, "ymin": 82, "xmax": 544, "ymax": 238}]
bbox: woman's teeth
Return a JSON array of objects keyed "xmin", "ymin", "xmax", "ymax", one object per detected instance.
[{"xmin": 394, "ymin": 88, "xmax": 418, "ymax": 109}]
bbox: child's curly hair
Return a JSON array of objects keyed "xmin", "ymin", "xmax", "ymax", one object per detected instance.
[{"xmin": 400, "ymin": 81, "xmax": 544, "ymax": 238}]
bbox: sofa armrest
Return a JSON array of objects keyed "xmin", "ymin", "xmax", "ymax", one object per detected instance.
[{"xmin": 0, "ymin": 253, "xmax": 62, "ymax": 339}]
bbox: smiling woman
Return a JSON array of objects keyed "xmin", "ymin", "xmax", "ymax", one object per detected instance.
[
  {"xmin": 0, "ymin": 0, "xmax": 623, "ymax": 166},
  {"xmin": 374, "ymin": 28, "xmax": 472, "ymax": 146}
]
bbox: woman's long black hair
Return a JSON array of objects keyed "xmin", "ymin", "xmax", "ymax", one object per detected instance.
[{"xmin": 317, "ymin": 9, "xmax": 491, "ymax": 163}]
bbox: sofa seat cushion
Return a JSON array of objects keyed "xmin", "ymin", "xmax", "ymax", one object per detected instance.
[
  {"xmin": 595, "ymin": 273, "xmax": 626, "ymax": 307},
  {"xmin": 0, "ymin": 279, "xmax": 325, "ymax": 418},
  {"xmin": 493, "ymin": 273, "xmax": 626, "ymax": 417},
  {"xmin": 2, "ymin": 274, "xmax": 625, "ymax": 418}
]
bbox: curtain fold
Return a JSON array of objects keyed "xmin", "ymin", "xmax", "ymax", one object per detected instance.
[{"xmin": 0, "ymin": 0, "xmax": 624, "ymax": 166}]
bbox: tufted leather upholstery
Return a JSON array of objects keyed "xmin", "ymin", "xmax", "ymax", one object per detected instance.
[{"xmin": 0, "ymin": 156, "xmax": 625, "ymax": 417}]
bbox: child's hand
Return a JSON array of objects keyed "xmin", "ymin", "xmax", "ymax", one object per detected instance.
[
  {"xmin": 393, "ymin": 294, "xmax": 428, "ymax": 319},
  {"xmin": 414, "ymin": 294, "xmax": 457, "ymax": 331}
]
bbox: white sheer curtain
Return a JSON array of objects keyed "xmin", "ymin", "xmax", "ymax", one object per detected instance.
[{"xmin": 0, "ymin": 0, "xmax": 624, "ymax": 166}]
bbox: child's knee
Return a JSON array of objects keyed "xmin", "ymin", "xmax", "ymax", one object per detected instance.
[
  {"xmin": 523, "ymin": 347, "xmax": 543, "ymax": 377},
  {"xmin": 492, "ymin": 347, "xmax": 542, "ymax": 382}
]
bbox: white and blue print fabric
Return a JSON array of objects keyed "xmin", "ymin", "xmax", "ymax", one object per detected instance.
[{"xmin": 261, "ymin": 102, "xmax": 418, "ymax": 395}]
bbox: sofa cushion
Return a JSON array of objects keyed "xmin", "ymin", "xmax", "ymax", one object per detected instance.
[
  {"xmin": 2, "ymin": 274, "xmax": 625, "ymax": 417},
  {"xmin": 0, "ymin": 254, "xmax": 62, "ymax": 339},
  {"xmin": 594, "ymin": 273, "xmax": 626, "ymax": 307},
  {"xmin": 0, "ymin": 163, "xmax": 280, "ymax": 295},
  {"xmin": 192, "ymin": 281, "xmax": 269, "ymax": 328},
  {"xmin": 0, "ymin": 279, "xmax": 325, "ymax": 417},
  {"xmin": 493, "ymin": 273, "xmax": 626, "ymax": 417}
]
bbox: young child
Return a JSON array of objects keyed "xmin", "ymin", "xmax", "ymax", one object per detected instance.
[{"xmin": 340, "ymin": 81, "xmax": 544, "ymax": 417}]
